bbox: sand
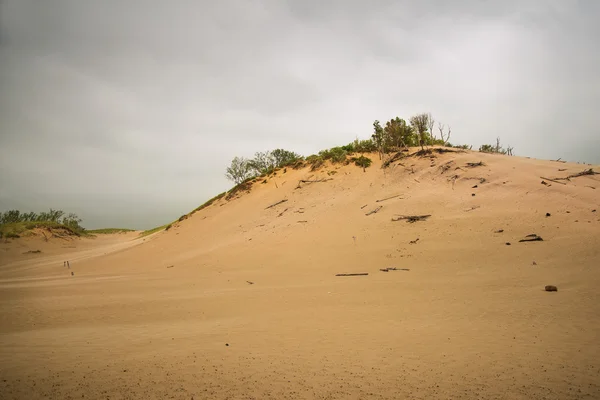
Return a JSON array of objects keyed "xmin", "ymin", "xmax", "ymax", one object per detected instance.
[{"xmin": 1, "ymin": 149, "xmax": 599, "ymax": 399}]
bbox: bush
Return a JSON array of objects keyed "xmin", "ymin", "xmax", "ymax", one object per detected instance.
[
  {"xmin": 352, "ymin": 155, "xmax": 372, "ymax": 169},
  {"xmin": 353, "ymin": 139, "xmax": 377, "ymax": 153},
  {"xmin": 341, "ymin": 143, "xmax": 355, "ymax": 153},
  {"xmin": 479, "ymin": 144, "xmax": 496, "ymax": 153},
  {"xmin": 319, "ymin": 147, "xmax": 347, "ymax": 163},
  {"xmin": 306, "ymin": 155, "xmax": 324, "ymax": 171}
]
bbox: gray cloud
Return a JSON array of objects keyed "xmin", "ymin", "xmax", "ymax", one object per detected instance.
[{"xmin": 1, "ymin": 0, "xmax": 599, "ymax": 229}]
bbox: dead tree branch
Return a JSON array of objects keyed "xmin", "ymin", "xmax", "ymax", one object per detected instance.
[
  {"xmin": 365, "ymin": 206, "xmax": 383, "ymax": 216},
  {"xmin": 540, "ymin": 177, "xmax": 567, "ymax": 185},
  {"xmin": 465, "ymin": 161, "xmax": 485, "ymax": 168},
  {"xmin": 265, "ymin": 199, "xmax": 288, "ymax": 209},
  {"xmin": 391, "ymin": 215, "xmax": 431, "ymax": 223},
  {"xmin": 376, "ymin": 194, "xmax": 402, "ymax": 203},
  {"xmin": 380, "ymin": 267, "xmax": 410, "ymax": 272}
]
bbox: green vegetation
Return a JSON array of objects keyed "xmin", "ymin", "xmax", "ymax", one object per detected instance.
[
  {"xmin": 193, "ymin": 192, "xmax": 227, "ymax": 213},
  {"xmin": 87, "ymin": 228, "xmax": 136, "ymax": 234},
  {"xmin": 224, "ymin": 112, "xmax": 467, "ymax": 178},
  {"xmin": 139, "ymin": 224, "xmax": 170, "ymax": 238},
  {"xmin": 0, "ymin": 220, "xmax": 84, "ymax": 239},
  {"xmin": 226, "ymin": 149, "xmax": 302, "ymax": 184},
  {"xmin": 0, "ymin": 209, "xmax": 86, "ymax": 239},
  {"xmin": 479, "ymin": 137, "xmax": 514, "ymax": 155},
  {"xmin": 352, "ymin": 155, "xmax": 373, "ymax": 169}
]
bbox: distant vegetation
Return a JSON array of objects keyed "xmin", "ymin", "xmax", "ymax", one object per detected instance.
[
  {"xmin": 87, "ymin": 228, "xmax": 136, "ymax": 234},
  {"xmin": 224, "ymin": 112, "xmax": 491, "ymax": 184},
  {"xmin": 0, "ymin": 209, "xmax": 85, "ymax": 239},
  {"xmin": 139, "ymin": 224, "xmax": 170, "ymax": 238},
  {"xmin": 479, "ymin": 137, "xmax": 514, "ymax": 155}
]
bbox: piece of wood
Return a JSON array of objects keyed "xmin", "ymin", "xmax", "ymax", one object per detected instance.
[
  {"xmin": 336, "ymin": 273, "xmax": 369, "ymax": 276},
  {"xmin": 391, "ymin": 215, "xmax": 431, "ymax": 223},
  {"xmin": 380, "ymin": 267, "xmax": 410, "ymax": 272},
  {"xmin": 277, "ymin": 208, "xmax": 289, "ymax": 217},
  {"xmin": 466, "ymin": 161, "xmax": 485, "ymax": 168},
  {"xmin": 360, "ymin": 204, "xmax": 368, "ymax": 209},
  {"xmin": 299, "ymin": 178, "xmax": 333, "ymax": 183},
  {"xmin": 519, "ymin": 234, "xmax": 543, "ymax": 242},
  {"xmin": 540, "ymin": 177, "xmax": 567, "ymax": 185},
  {"xmin": 365, "ymin": 206, "xmax": 383, "ymax": 216},
  {"xmin": 265, "ymin": 199, "xmax": 288, "ymax": 209},
  {"xmin": 376, "ymin": 194, "xmax": 402, "ymax": 203},
  {"xmin": 568, "ymin": 168, "xmax": 598, "ymax": 179}
]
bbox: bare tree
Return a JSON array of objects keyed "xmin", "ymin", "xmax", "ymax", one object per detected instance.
[
  {"xmin": 427, "ymin": 113, "xmax": 435, "ymax": 144},
  {"xmin": 437, "ymin": 122, "xmax": 451, "ymax": 145},
  {"xmin": 410, "ymin": 113, "xmax": 430, "ymax": 150}
]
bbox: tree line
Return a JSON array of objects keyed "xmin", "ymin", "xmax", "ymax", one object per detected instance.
[
  {"xmin": 0, "ymin": 209, "xmax": 84, "ymax": 231},
  {"xmin": 224, "ymin": 113, "xmax": 513, "ymax": 184}
]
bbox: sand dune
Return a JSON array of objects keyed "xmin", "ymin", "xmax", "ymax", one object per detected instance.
[{"xmin": 1, "ymin": 149, "xmax": 599, "ymax": 399}]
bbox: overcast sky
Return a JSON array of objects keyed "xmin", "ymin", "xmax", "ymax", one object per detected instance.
[{"xmin": 1, "ymin": 0, "xmax": 599, "ymax": 229}]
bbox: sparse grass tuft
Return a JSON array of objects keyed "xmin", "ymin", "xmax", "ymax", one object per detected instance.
[
  {"xmin": 139, "ymin": 224, "xmax": 169, "ymax": 237},
  {"xmin": 87, "ymin": 228, "xmax": 135, "ymax": 234}
]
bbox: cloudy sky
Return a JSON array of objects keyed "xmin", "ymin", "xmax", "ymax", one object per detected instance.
[{"xmin": 1, "ymin": 0, "xmax": 599, "ymax": 229}]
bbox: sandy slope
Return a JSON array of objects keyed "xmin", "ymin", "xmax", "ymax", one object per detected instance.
[{"xmin": 1, "ymin": 149, "xmax": 599, "ymax": 399}]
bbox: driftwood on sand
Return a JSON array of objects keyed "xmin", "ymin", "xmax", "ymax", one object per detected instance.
[
  {"xmin": 465, "ymin": 161, "xmax": 485, "ymax": 168},
  {"xmin": 379, "ymin": 267, "xmax": 410, "ymax": 272},
  {"xmin": 391, "ymin": 215, "xmax": 431, "ymax": 223},
  {"xmin": 540, "ymin": 177, "xmax": 567, "ymax": 185},
  {"xmin": 376, "ymin": 194, "xmax": 402, "ymax": 203},
  {"xmin": 543, "ymin": 169, "xmax": 598, "ymax": 185},
  {"xmin": 265, "ymin": 199, "xmax": 288, "ymax": 209},
  {"xmin": 365, "ymin": 206, "xmax": 383, "ymax": 216},
  {"xmin": 519, "ymin": 234, "xmax": 543, "ymax": 242},
  {"xmin": 336, "ymin": 273, "xmax": 369, "ymax": 277}
]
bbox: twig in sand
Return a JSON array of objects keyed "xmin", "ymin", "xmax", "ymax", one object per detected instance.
[
  {"xmin": 360, "ymin": 204, "xmax": 368, "ymax": 209},
  {"xmin": 365, "ymin": 206, "xmax": 383, "ymax": 216},
  {"xmin": 380, "ymin": 267, "xmax": 410, "ymax": 272},
  {"xmin": 265, "ymin": 199, "xmax": 288, "ymax": 209},
  {"xmin": 540, "ymin": 177, "xmax": 567, "ymax": 185},
  {"xmin": 296, "ymin": 178, "xmax": 333, "ymax": 189},
  {"xmin": 567, "ymin": 168, "xmax": 598, "ymax": 179},
  {"xmin": 336, "ymin": 273, "xmax": 369, "ymax": 277},
  {"xmin": 465, "ymin": 161, "xmax": 485, "ymax": 168},
  {"xmin": 392, "ymin": 215, "xmax": 431, "ymax": 223},
  {"xmin": 277, "ymin": 208, "xmax": 289, "ymax": 217},
  {"xmin": 376, "ymin": 194, "xmax": 402, "ymax": 203}
]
